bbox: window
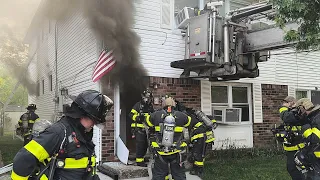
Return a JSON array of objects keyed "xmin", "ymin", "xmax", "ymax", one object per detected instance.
[
  {"xmin": 296, "ymin": 90, "xmax": 308, "ymax": 100},
  {"xmin": 42, "ymin": 79, "xmax": 45, "ymax": 94},
  {"xmin": 311, "ymin": 91, "xmax": 320, "ymax": 105},
  {"xmin": 212, "ymin": 84, "xmax": 251, "ymax": 123},
  {"xmin": 36, "ymin": 81, "xmax": 40, "ymax": 97},
  {"xmin": 211, "ymin": 86, "xmax": 228, "ymax": 103},
  {"xmin": 49, "ymin": 74, "xmax": 53, "ymax": 91},
  {"xmin": 295, "ymin": 89, "xmax": 320, "ymax": 105}
]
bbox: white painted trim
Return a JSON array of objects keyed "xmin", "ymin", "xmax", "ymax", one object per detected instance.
[{"xmin": 114, "ymin": 83, "xmax": 120, "ymax": 156}]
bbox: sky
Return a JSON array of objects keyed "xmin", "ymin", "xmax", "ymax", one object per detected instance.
[{"xmin": 0, "ymin": 0, "xmax": 41, "ymax": 37}]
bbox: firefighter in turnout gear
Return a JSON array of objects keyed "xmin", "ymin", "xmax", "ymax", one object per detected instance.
[
  {"xmin": 293, "ymin": 98, "xmax": 320, "ymax": 180},
  {"xmin": 129, "ymin": 89, "xmax": 154, "ymax": 167},
  {"xmin": 146, "ymin": 97, "xmax": 191, "ymax": 180},
  {"xmin": 11, "ymin": 90, "xmax": 114, "ymax": 180},
  {"xmin": 17, "ymin": 104, "xmax": 39, "ymax": 145},
  {"xmin": 175, "ymin": 100, "xmax": 217, "ymax": 178},
  {"xmin": 275, "ymin": 96, "xmax": 307, "ymax": 180}
]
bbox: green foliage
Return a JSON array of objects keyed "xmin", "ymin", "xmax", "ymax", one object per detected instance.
[
  {"xmin": 204, "ymin": 155, "xmax": 290, "ymax": 180},
  {"xmin": 271, "ymin": 0, "xmax": 320, "ymax": 50},
  {"xmin": 0, "ymin": 70, "xmax": 28, "ymax": 106},
  {"xmin": 0, "ymin": 131, "xmax": 23, "ymax": 165},
  {"xmin": 206, "ymin": 147, "xmax": 285, "ymax": 161}
]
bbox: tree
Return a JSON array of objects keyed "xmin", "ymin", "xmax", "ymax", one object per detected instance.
[
  {"xmin": 271, "ymin": 0, "xmax": 320, "ymax": 50},
  {"xmin": 0, "ymin": 69, "xmax": 28, "ymax": 106}
]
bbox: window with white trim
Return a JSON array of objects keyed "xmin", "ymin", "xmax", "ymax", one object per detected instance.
[
  {"xmin": 211, "ymin": 84, "xmax": 252, "ymax": 123},
  {"xmin": 296, "ymin": 90, "xmax": 320, "ymax": 105}
]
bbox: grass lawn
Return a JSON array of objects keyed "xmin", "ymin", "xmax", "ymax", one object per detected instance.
[
  {"xmin": 203, "ymin": 155, "xmax": 291, "ymax": 180},
  {"xmin": 0, "ymin": 131, "xmax": 23, "ymax": 165}
]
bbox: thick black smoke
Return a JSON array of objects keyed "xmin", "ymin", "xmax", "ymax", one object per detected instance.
[{"xmin": 83, "ymin": 0, "xmax": 148, "ymax": 102}]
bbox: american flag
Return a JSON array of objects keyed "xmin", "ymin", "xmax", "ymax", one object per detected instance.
[{"xmin": 92, "ymin": 49, "xmax": 116, "ymax": 82}]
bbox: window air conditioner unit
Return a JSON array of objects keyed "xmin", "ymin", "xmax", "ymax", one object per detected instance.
[
  {"xmin": 212, "ymin": 107, "xmax": 242, "ymax": 124},
  {"xmin": 175, "ymin": 7, "xmax": 195, "ymax": 29}
]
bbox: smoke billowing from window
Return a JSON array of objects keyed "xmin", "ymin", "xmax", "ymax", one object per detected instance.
[{"xmin": 83, "ymin": 0, "xmax": 148, "ymax": 97}]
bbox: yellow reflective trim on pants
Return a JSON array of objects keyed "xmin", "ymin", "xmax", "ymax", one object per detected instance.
[
  {"xmin": 131, "ymin": 123, "xmax": 145, "ymax": 128},
  {"xmin": 64, "ymin": 157, "xmax": 96, "ymax": 169},
  {"xmin": 136, "ymin": 158, "xmax": 144, "ymax": 162},
  {"xmin": 155, "ymin": 126, "xmax": 184, "ymax": 132},
  {"xmin": 283, "ymin": 143, "xmax": 305, "ymax": 151},
  {"xmin": 18, "ymin": 120, "xmax": 22, "ymax": 123},
  {"xmin": 312, "ymin": 128, "xmax": 320, "ymax": 139},
  {"xmin": 303, "ymin": 128, "xmax": 313, "ymax": 138},
  {"xmin": 314, "ymin": 152, "xmax": 320, "ymax": 158},
  {"xmin": 146, "ymin": 115, "xmax": 153, "ymax": 127},
  {"xmin": 279, "ymin": 107, "xmax": 288, "ymax": 113},
  {"xmin": 158, "ymin": 150, "xmax": 181, "ymax": 156},
  {"xmin": 194, "ymin": 161, "xmax": 204, "ymax": 166},
  {"xmin": 11, "ymin": 170, "xmax": 29, "ymax": 180},
  {"xmin": 212, "ymin": 119, "xmax": 217, "ymax": 123},
  {"xmin": 191, "ymin": 133, "xmax": 204, "ymax": 142},
  {"xmin": 132, "ymin": 115, "xmax": 138, "ymax": 121},
  {"xmin": 131, "ymin": 109, "xmax": 138, "ymax": 115},
  {"xmin": 152, "ymin": 142, "xmax": 160, "ymax": 148},
  {"xmin": 40, "ymin": 174, "xmax": 48, "ymax": 180},
  {"xmin": 194, "ymin": 122, "xmax": 203, "ymax": 128},
  {"xmin": 24, "ymin": 140, "xmax": 49, "ymax": 162},
  {"xmin": 285, "ymin": 126, "xmax": 301, "ymax": 131},
  {"xmin": 184, "ymin": 116, "xmax": 191, "ymax": 127},
  {"xmin": 165, "ymin": 175, "xmax": 170, "ymax": 180},
  {"xmin": 206, "ymin": 138, "xmax": 215, "ymax": 143}
]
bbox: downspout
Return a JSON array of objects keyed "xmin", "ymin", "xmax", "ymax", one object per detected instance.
[{"xmin": 54, "ymin": 20, "xmax": 59, "ymax": 121}]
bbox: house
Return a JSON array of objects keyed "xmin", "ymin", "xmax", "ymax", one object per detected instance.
[{"xmin": 24, "ymin": 0, "xmax": 320, "ymax": 163}]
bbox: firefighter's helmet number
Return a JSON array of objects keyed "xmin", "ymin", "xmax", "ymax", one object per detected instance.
[
  {"xmin": 165, "ymin": 126, "xmax": 174, "ymax": 131},
  {"xmin": 195, "ymin": 28, "xmax": 201, "ymax": 34}
]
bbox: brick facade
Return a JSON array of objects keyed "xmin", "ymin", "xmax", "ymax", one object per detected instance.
[
  {"xmin": 149, "ymin": 77, "xmax": 201, "ymax": 110},
  {"xmin": 253, "ymin": 84, "xmax": 288, "ymax": 147},
  {"xmin": 101, "ymin": 84, "xmax": 116, "ymax": 162}
]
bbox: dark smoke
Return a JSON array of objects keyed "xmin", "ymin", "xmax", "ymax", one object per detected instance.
[{"xmin": 83, "ymin": 0, "xmax": 148, "ymax": 101}]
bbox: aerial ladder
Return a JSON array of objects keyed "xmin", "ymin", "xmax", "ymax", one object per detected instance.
[{"xmin": 171, "ymin": 1, "xmax": 298, "ymax": 81}]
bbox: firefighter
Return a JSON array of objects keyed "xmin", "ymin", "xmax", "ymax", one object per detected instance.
[
  {"xmin": 129, "ymin": 89, "xmax": 154, "ymax": 167},
  {"xmin": 11, "ymin": 90, "xmax": 114, "ymax": 180},
  {"xmin": 175, "ymin": 100, "xmax": 217, "ymax": 178},
  {"xmin": 17, "ymin": 104, "xmax": 39, "ymax": 145},
  {"xmin": 146, "ymin": 97, "xmax": 191, "ymax": 180},
  {"xmin": 277, "ymin": 96, "xmax": 306, "ymax": 180},
  {"xmin": 293, "ymin": 98, "xmax": 320, "ymax": 180}
]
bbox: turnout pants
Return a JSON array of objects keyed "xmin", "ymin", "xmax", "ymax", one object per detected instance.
[
  {"xmin": 287, "ymin": 151, "xmax": 305, "ymax": 180},
  {"xmin": 152, "ymin": 154, "xmax": 186, "ymax": 180},
  {"xmin": 135, "ymin": 129, "xmax": 148, "ymax": 163},
  {"xmin": 191, "ymin": 134, "xmax": 206, "ymax": 172}
]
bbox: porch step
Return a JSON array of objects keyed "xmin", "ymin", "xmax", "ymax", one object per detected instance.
[{"xmin": 98, "ymin": 162, "xmax": 149, "ymax": 180}]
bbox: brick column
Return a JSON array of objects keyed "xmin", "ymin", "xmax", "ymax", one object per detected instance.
[{"xmin": 253, "ymin": 84, "xmax": 288, "ymax": 147}]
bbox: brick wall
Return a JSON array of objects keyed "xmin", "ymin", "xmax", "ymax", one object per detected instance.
[
  {"xmin": 149, "ymin": 77, "xmax": 201, "ymax": 110},
  {"xmin": 101, "ymin": 83, "xmax": 116, "ymax": 162},
  {"xmin": 253, "ymin": 84, "xmax": 288, "ymax": 148}
]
